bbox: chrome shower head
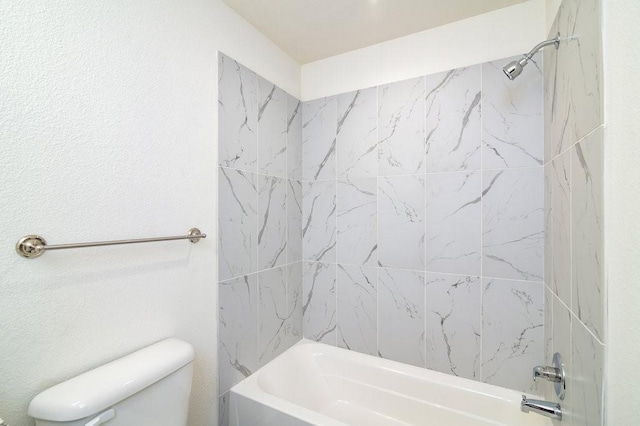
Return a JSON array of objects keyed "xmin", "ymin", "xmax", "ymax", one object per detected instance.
[
  {"xmin": 503, "ymin": 33, "xmax": 560, "ymax": 80},
  {"xmin": 503, "ymin": 57, "xmax": 528, "ymax": 80}
]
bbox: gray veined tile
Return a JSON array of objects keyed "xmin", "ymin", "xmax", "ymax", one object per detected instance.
[
  {"xmin": 218, "ymin": 53, "xmax": 257, "ymax": 172},
  {"xmin": 569, "ymin": 319, "xmax": 604, "ymax": 426},
  {"xmin": 482, "ymin": 278, "xmax": 544, "ymax": 393},
  {"xmin": 571, "ymin": 128, "xmax": 604, "ymax": 342},
  {"xmin": 426, "ymin": 171, "xmax": 481, "ymax": 276},
  {"xmin": 551, "ymin": 293, "xmax": 571, "ymax": 406},
  {"xmin": 337, "ymin": 178, "xmax": 377, "ymax": 266},
  {"xmin": 286, "ymin": 262, "xmax": 303, "ymax": 344},
  {"xmin": 378, "ymin": 268, "xmax": 425, "ymax": 368},
  {"xmin": 544, "ymin": 163, "xmax": 553, "ymax": 288},
  {"xmin": 482, "ymin": 167, "xmax": 544, "ymax": 282},
  {"xmin": 219, "ymin": 392, "xmax": 229, "ymax": 426},
  {"xmin": 257, "ymin": 175, "xmax": 287, "ymax": 270},
  {"xmin": 425, "ymin": 65, "xmax": 482, "ymax": 172},
  {"xmin": 544, "ymin": 0, "xmax": 603, "ymax": 157},
  {"xmin": 287, "ymin": 179, "xmax": 302, "ymax": 263},
  {"xmin": 287, "ymin": 94, "xmax": 302, "ymax": 180},
  {"xmin": 378, "ymin": 77, "xmax": 426, "ymax": 176},
  {"xmin": 337, "ymin": 88, "xmax": 378, "ymax": 179},
  {"xmin": 302, "ymin": 180, "xmax": 336, "ymax": 263},
  {"xmin": 543, "ymin": 286, "xmax": 554, "ymax": 400},
  {"xmin": 258, "ymin": 266, "xmax": 290, "ymax": 366},
  {"xmin": 219, "ymin": 274, "xmax": 258, "ymax": 394},
  {"xmin": 425, "ymin": 273, "xmax": 481, "ymax": 380},
  {"xmin": 550, "ymin": 150, "xmax": 571, "ymax": 307},
  {"xmin": 302, "ymin": 97, "xmax": 337, "ymax": 180},
  {"xmin": 219, "ymin": 168, "xmax": 257, "ymax": 281},
  {"xmin": 378, "ymin": 175, "xmax": 426, "ymax": 271},
  {"xmin": 302, "ymin": 261, "xmax": 337, "ymax": 345},
  {"xmin": 482, "ymin": 57, "xmax": 543, "ymax": 169},
  {"xmin": 257, "ymin": 76, "xmax": 287, "ymax": 177},
  {"xmin": 337, "ymin": 264, "xmax": 377, "ymax": 356}
]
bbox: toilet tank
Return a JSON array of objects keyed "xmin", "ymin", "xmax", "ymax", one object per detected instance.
[{"xmin": 28, "ymin": 338, "xmax": 195, "ymax": 426}]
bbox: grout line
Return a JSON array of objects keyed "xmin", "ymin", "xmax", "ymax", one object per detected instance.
[
  {"xmin": 479, "ymin": 63, "xmax": 484, "ymax": 382},
  {"xmin": 543, "ymin": 124, "xmax": 604, "ymax": 168},
  {"xmin": 376, "ymin": 85, "xmax": 380, "ymax": 358},
  {"xmin": 423, "ymin": 75, "xmax": 429, "ymax": 369}
]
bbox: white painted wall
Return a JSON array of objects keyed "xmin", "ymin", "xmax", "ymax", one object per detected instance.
[
  {"xmin": 301, "ymin": 0, "xmax": 546, "ymax": 101},
  {"xmin": 604, "ymin": 0, "xmax": 640, "ymax": 423},
  {"xmin": 545, "ymin": 0, "xmax": 562, "ymax": 34},
  {"xmin": 0, "ymin": 1, "xmax": 298, "ymax": 425}
]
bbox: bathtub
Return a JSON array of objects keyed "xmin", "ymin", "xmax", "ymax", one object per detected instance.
[{"xmin": 229, "ymin": 340, "xmax": 552, "ymax": 426}]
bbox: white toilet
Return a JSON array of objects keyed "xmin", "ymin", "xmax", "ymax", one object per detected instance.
[{"xmin": 28, "ymin": 338, "xmax": 195, "ymax": 426}]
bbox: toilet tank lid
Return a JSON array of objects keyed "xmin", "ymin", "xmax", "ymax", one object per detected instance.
[{"xmin": 28, "ymin": 338, "xmax": 195, "ymax": 422}]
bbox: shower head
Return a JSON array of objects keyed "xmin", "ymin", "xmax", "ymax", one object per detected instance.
[
  {"xmin": 503, "ymin": 33, "xmax": 560, "ymax": 80},
  {"xmin": 503, "ymin": 57, "xmax": 528, "ymax": 80}
]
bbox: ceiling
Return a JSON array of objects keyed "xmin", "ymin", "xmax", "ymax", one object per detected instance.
[{"xmin": 222, "ymin": 0, "xmax": 528, "ymax": 64}]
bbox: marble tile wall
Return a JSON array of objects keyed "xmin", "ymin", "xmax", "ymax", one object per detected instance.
[
  {"xmin": 543, "ymin": 0, "xmax": 605, "ymax": 425},
  {"xmin": 217, "ymin": 53, "xmax": 303, "ymax": 425},
  {"xmin": 300, "ymin": 56, "xmax": 546, "ymax": 394}
]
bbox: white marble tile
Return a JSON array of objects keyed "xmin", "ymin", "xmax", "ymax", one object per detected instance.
[
  {"xmin": 550, "ymin": 150, "xmax": 571, "ymax": 306},
  {"xmin": 257, "ymin": 77, "xmax": 287, "ymax": 177},
  {"xmin": 286, "ymin": 261, "xmax": 303, "ymax": 343},
  {"xmin": 287, "ymin": 95, "xmax": 302, "ymax": 180},
  {"xmin": 219, "ymin": 274, "xmax": 258, "ymax": 394},
  {"xmin": 302, "ymin": 97, "xmax": 336, "ymax": 180},
  {"xmin": 302, "ymin": 261, "xmax": 337, "ymax": 345},
  {"xmin": 378, "ymin": 175, "xmax": 426, "ymax": 270},
  {"xmin": 425, "ymin": 171, "xmax": 481, "ymax": 276},
  {"xmin": 337, "ymin": 264, "xmax": 377, "ymax": 355},
  {"xmin": 482, "ymin": 168, "xmax": 544, "ymax": 281},
  {"xmin": 378, "ymin": 267, "xmax": 425, "ymax": 367},
  {"xmin": 571, "ymin": 128, "xmax": 604, "ymax": 342},
  {"xmin": 543, "ymin": 286, "xmax": 554, "ymax": 400},
  {"xmin": 569, "ymin": 319, "xmax": 604, "ymax": 426},
  {"xmin": 219, "ymin": 167, "xmax": 257, "ymax": 281},
  {"xmin": 287, "ymin": 179, "xmax": 302, "ymax": 263},
  {"xmin": 425, "ymin": 273, "xmax": 481, "ymax": 380},
  {"xmin": 258, "ymin": 266, "xmax": 291, "ymax": 366},
  {"xmin": 482, "ymin": 57, "xmax": 543, "ymax": 168},
  {"xmin": 337, "ymin": 88, "xmax": 378, "ymax": 178},
  {"xmin": 219, "ymin": 392, "xmax": 229, "ymax": 426},
  {"xmin": 302, "ymin": 180, "xmax": 336, "ymax": 262},
  {"xmin": 257, "ymin": 175, "xmax": 287, "ymax": 270},
  {"xmin": 551, "ymin": 294, "xmax": 572, "ymax": 404},
  {"xmin": 544, "ymin": 0, "xmax": 603, "ymax": 157},
  {"xmin": 218, "ymin": 53, "xmax": 257, "ymax": 172},
  {"xmin": 337, "ymin": 178, "xmax": 377, "ymax": 266},
  {"xmin": 425, "ymin": 66, "xmax": 481, "ymax": 172},
  {"xmin": 378, "ymin": 77, "xmax": 426, "ymax": 176},
  {"xmin": 544, "ymin": 163, "xmax": 553, "ymax": 287},
  {"xmin": 482, "ymin": 278, "xmax": 544, "ymax": 393}
]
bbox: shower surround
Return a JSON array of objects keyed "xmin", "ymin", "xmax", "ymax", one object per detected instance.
[
  {"xmin": 300, "ymin": 58, "xmax": 545, "ymax": 395},
  {"xmin": 218, "ymin": 52, "xmax": 547, "ymax": 424}
]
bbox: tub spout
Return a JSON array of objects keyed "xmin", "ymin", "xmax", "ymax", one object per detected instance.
[{"xmin": 521, "ymin": 395, "xmax": 562, "ymax": 420}]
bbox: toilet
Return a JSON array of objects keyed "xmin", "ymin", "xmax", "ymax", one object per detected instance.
[{"xmin": 28, "ymin": 338, "xmax": 195, "ymax": 426}]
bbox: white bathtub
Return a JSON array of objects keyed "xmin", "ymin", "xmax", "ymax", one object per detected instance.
[{"xmin": 229, "ymin": 340, "xmax": 552, "ymax": 426}]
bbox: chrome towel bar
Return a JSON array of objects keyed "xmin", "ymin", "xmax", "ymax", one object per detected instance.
[{"xmin": 15, "ymin": 228, "xmax": 206, "ymax": 259}]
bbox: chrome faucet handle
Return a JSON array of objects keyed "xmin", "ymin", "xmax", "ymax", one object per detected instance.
[
  {"xmin": 532, "ymin": 353, "xmax": 566, "ymax": 400},
  {"xmin": 532, "ymin": 365, "xmax": 562, "ymax": 382}
]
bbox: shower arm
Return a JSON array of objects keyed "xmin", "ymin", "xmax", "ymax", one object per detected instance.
[{"xmin": 522, "ymin": 33, "xmax": 560, "ymax": 62}]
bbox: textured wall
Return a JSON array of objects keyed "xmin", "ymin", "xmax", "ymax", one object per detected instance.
[
  {"xmin": 299, "ymin": 56, "xmax": 546, "ymax": 394},
  {"xmin": 605, "ymin": 0, "xmax": 640, "ymax": 424},
  {"xmin": 0, "ymin": 1, "xmax": 299, "ymax": 425},
  {"xmin": 542, "ymin": 0, "xmax": 604, "ymax": 424},
  {"xmin": 217, "ymin": 53, "xmax": 303, "ymax": 426}
]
